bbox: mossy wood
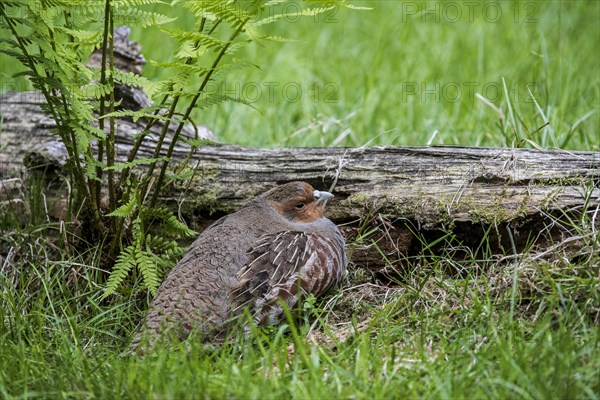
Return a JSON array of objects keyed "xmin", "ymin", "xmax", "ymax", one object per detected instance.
[{"xmin": 1, "ymin": 90, "xmax": 598, "ymax": 272}]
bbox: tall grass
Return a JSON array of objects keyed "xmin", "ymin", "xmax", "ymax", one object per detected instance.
[
  {"xmin": 1, "ymin": 172, "xmax": 598, "ymax": 398},
  {"xmin": 1, "ymin": 1, "xmax": 598, "ymax": 149}
]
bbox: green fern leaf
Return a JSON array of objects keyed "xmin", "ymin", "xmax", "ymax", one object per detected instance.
[
  {"xmin": 165, "ymin": 169, "xmax": 195, "ymax": 182},
  {"xmin": 164, "ymin": 213, "xmax": 196, "ymax": 237},
  {"xmin": 104, "ymin": 157, "xmax": 169, "ymax": 172},
  {"xmin": 55, "ymin": 27, "xmax": 101, "ymax": 44},
  {"xmin": 106, "ymin": 194, "xmax": 137, "ymax": 218},
  {"xmin": 114, "ymin": 9, "xmax": 176, "ymax": 28},
  {"xmin": 181, "ymin": 137, "xmax": 215, "ymax": 147},
  {"xmin": 141, "ymin": 207, "xmax": 196, "ymax": 237},
  {"xmin": 73, "ymin": 126, "xmax": 91, "ymax": 155},
  {"xmin": 137, "ymin": 250, "xmax": 160, "ymax": 294},
  {"xmin": 148, "ymin": 61, "xmax": 209, "ymax": 77},
  {"xmin": 99, "ymin": 109, "xmax": 174, "ymax": 123},
  {"xmin": 84, "ymin": 155, "xmax": 104, "ymax": 182},
  {"xmin": 187, "ymin": 92, "xmax": 254, "ymax": 111},
  {"xmin": 180, "ymin": 0, "xmax": 248, "ymax": 26},
  {"xmin": 113, "ymin": 0, "xmax": 163, "ymax": 8},
  {"xmin": 111, "ymin": 69, "xmax": 159, "ymax": 98},
  {"xmin": 163, "ymin": 28, "xmax": 228, "ymax": 50},
  {"xmin": 102, "ymin": 244, "xmax": 137, "ymax": 298}
]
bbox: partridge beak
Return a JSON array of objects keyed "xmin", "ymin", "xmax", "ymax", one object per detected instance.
[{"xmin": 314, "ymin": 190, "xmax": 334, "ymax": 206}]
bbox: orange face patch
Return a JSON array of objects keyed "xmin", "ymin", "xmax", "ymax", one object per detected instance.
[{"xmin": 264, "ymin": 182, "xmax": 326, "ymax": 223}]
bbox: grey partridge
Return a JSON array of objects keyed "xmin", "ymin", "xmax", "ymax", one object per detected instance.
[{"xmin": 133, "ymin": 181, "xmax": 346, "ymax": 349}]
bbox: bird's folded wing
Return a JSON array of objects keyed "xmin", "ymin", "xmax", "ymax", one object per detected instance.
[{"xmin": 229, "ymin": 230, "xmax": 345, "ymax": 325}]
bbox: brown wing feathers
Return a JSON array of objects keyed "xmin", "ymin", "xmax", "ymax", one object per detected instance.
[{"xmin": 229, "ymin": 230, "xmax": 345, "ymax": 326}]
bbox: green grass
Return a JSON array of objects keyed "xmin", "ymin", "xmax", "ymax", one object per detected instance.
[
  {"xmin": 1, "ymin": 1, "xmax": 599, "ymax": 399},
  {"xmin": 1, "ymin": 1, "xmax": 598, "ymax": 149},
  {"xmin": 148, "ymin": 0, "xmax": 600, "ymax": 149},
  {"xmin": 1, "ymin": 222, "xmax": 598, "ymax": 399}
]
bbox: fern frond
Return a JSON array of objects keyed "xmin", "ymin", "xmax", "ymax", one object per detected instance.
[
  {"xmin": 175, "ymin": 40, "xmax": 208, "ymax": 60},
  {"xmin": 102, "ymin": 244, "xmax": 137, "ymax": 298},
  {"xmin": 113, "ymin": 0, "xmax": 164, "ymax": 9},
  {"xmin": 165, "ymin": 169, "xmax": 195, "ymax": 182},
  {"xmin": 145, "ymin": 235, "xmax": 184, "ymax": 269},
  {"xmin": 104, "ymin": 157, "xmax": 169, "ymax": 172},
  {"xmin": 107, "ymin": 194, "xmax": 137, "ymax": 218},
  {"xmin": 73, "ymin": 126, "xmax": 91, "ymax": 155},
  {"xmin": 137, "ymin": 250, "xmax": 160, "ymax": 294},
  {"xmin": 261, "ymin": 35, "xmax": 294, "ymax": 43},
  {"xmin": 189, "ymin": 92, "xmax": 252, "ymax": 111},
  {"xmin": 131, "ymin": 216, "xmax": 143, "ymax": 241},
  {"xmin": 255, "ymin": 4, "xmax": 334, "ymax": 27},
  {"xmin": 141, "ymin": 207, "xmax": 196, "ymax": 237},
  {"xmin": 84, "ymin": 155, "xmax": 104, "ymax": 182},
  {"xmin": 145, "ymin": 234, "xmax": 182, "ymax": 253},
  {"xmin": 209, "ymin": 58, "xmax": 258, "ymax": 81},
  {"xmin": 114, "ymin": 9, "xmax": 176, "ymax": 28},
  {"xmin": 55, "ymin": 26, "xmax": 101, "ymax": 44},
  {"xmin": 0, "ymin": 47, "xmax": 26, "ymax": 60},
  {"xmin": 147, "ymin": 61, "xmax": 209, "ymax": 77},
  {"xmin": 99, "ymin": 109, "xmax": 174, "ymax": 123},
  {"xmin": 338, "ymin": 3, "xmax": 373, "ymax": 11},
  {"xmin": 81, "ymin": 81, "xmax": 113, "ymax": 100},
  {"xmin": 181, "ymin": 137, "xmax": 215, "ymax": 147},
  {"xmin": 224, "ymin": 42, "xmax": 247, "ymax": 56},
  {"xmin": 162, "ymin": 29, "xmax": 228, "ymax": 50},
  {"xmin": 180, "ymin": 0, "xmax": 248, "ymax": 27},
  {"xmin": 299, "ymin": 6, "xmax": 337, "ymax": 17},
  {"xmin": 111, "ymin": 69, "xmax": 160, "ymax": 98}
]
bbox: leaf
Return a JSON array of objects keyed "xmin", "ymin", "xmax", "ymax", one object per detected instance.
[
  {"xmin": 102, "ymin": 244, "xmax": 137, "ymax": 298},
  {"xmin": 137, "ymin": 250, "xmax": 160, "ymax": 294},
  {"xmin": 73, "ymin": 126, "xmax": 91, "ymax": 155},
  {"xmin": 106, "ymin": 194, "xmax": 137, "ymax": 218},
  {"xmin": 180, "ymin": 0, "xmax": 248, "ymax": 26},
  {"xmin": 141, "ymin": 207, "xmax": 197, "ymax": 237},
  {"xmin": 84, "ymin": 155, "xmax": 104, "ymax": 182},
  {"xmin": 99, "ymin": 109, "xmax": 173, "ymax": 123},
  {"xmin": 113, "ymin": 0, "xmax": 164, "ymax": 8},
  {"xmin": 113, "ymin": 9, "xmax": 176, "ymax": 28},
  {"xmin": 111, "ymin": 69, "xmax": 160, "ymax": 98},
  {"xmin": 103, "ymin": 157, "xmax": 169, "ymax": 172},
  {"xmin": 162, "ymin": 28, "xmax": 228, "ymax": 50},
  {"xmin": 181, "ymin": 137, "xmax": 215, "ymax": 147}
]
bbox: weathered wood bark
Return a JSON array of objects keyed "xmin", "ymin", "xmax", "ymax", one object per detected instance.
[{"xmin": 1, "ymin": 90, "xmax": 599, "ymax": 273}]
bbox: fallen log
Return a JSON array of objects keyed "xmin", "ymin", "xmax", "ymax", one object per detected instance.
[
  {"xmin": 1, "ymin": 25, "xmax": 598, "ymax": 274},
  {"xmin": 1, "ymin": 88, "xmax": 598, "ymax": 273}
]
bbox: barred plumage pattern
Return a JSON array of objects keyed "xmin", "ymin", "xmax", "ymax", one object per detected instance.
[
  {"xmin": 132, "ymin": 181, "xmax": 347, "ymax": 350},
  {"xmin": 230, "ymin": 228, "xmax": 346, "ymax": 326}
]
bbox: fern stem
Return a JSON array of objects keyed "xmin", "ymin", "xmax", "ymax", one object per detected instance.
[
  {"xmin": 97, "ymin": 0, "xmax": 113, "ymax": 209},
  {"xmin": 107, "ymin": 6, "xmax": 116, "ymax": 209},
  {"xmin": 136, "ymin": 17, "xmax": 209, "ymax": 201},
  {"xmin": 149, "ymin": 17, "xmax": 250, "ymax": 208},
  {"xmin": 106, "ymin": 175, "xmax": 136, "ymax": 264},
  {"xmin": 138, "ymin": 96, "xmax": 182, "ymax": 201},
  {"xmin": 47, "ymin": 25, "xmax": 102, "ymax": 231},
  {"xmin": 117, "ymin": 17, "xmax": 208, "ymax": 194}
]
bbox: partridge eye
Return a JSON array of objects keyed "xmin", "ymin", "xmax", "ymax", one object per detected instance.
[{"xmin": 295, "ymin": 202, "xmax": 306, "ymax": 209}]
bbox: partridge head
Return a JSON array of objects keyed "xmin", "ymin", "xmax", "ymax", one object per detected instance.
[{"xmin": 133, "ymin": 181, "xmax": 346, "ymax": 349}]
